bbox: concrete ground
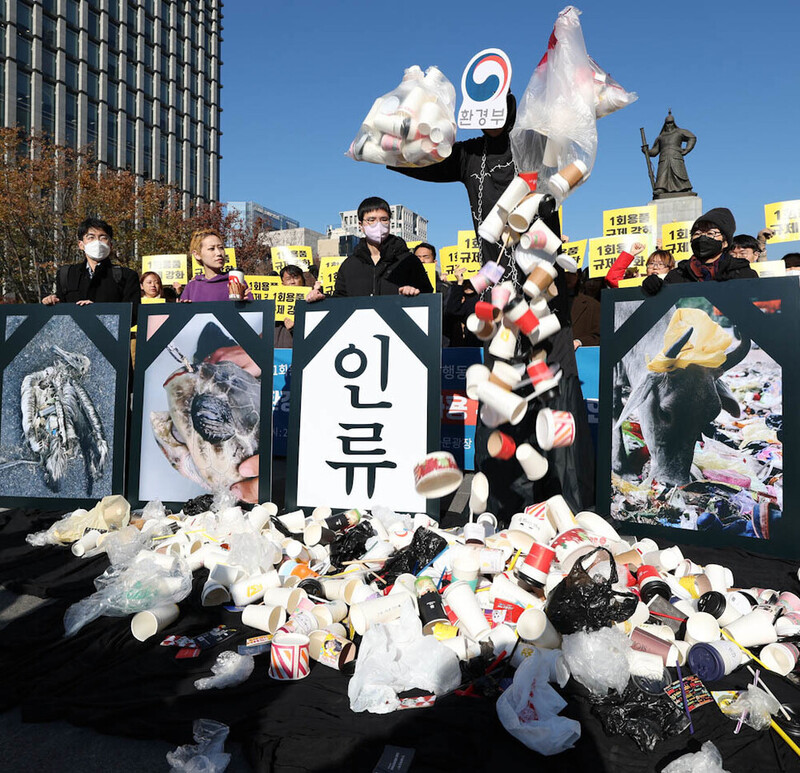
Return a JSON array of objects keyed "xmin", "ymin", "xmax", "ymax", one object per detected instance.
[{"xmin": 0, "ymin": 463, "xmax": 473, "ymax": 772}]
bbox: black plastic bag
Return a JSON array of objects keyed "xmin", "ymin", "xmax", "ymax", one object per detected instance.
[
  {"xmin": 378, "ymin": 528, "xmax": 447, "ymax": 588},
  {"xmin": 329, "ymin": 521, "xmax": 375, "ymax": 571},
  {"xmin": 546, "ymin": 547, "xmax": 638, "ymax": 634}
]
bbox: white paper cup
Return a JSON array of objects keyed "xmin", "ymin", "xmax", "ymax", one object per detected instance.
[
  {"xmin": 486, "ymin": 622, "xmax": 517, "ymax": 657},
  {"xmin": 528, "ymin": 313, "xmax": 561, "ymax": 345},
  {"xmin": 545, "ymin": 495, "xmax": 577, "ymax": 534},
  {"xmin": 311, "ymin": 600, "xmax": 348, "ymax": 628},
  {"xmin": 201, "ymin": 580, "xmax": 230, "ymax": 607},
  {"xmin": 131, "ymin": 603, "xmax": 179, "ymax": 642},
  {"xmin": 269, "ymin": 632, "xmax": 311, "ymax": 680},
  {"xmin": 248, "ymin": 502, "xmax": 278, "ymax": 531},
  {"xmin": 684, "ymin": 612, "xmax": 721, "ymax": 645},
  {"xmin": 476, "ymin": 381, "xmax": 527, "ymax": 425},
  {"xmin": 722, "ymin": 608, "xmax": 778, "ymax": 648},
  {"xmin": 278, "ymin": 510, "xmax": 307, "ymax": 533},
  {"xmin": 466, "ymin": 313, "xmax": 497, "ymax": 341},
  {"xmin": 519, "ymin": 218, "xmax": 561, "ymax": 254},
  {"xmin": 490, "ymin": 572, "xmax": 543, "ymax": 609},
  {"xmin": 516, "ymin": 608, "xmax": 562, "ymax": 648},
  {"xmin": 489, "ymin": 361, "xmax": 522, "ymax": 391},
  {"xmin": 522, "ymin": 263, "xmax": 558, "ymax": 301},
  {"xmin": 536, "ymin": 409, "xmax": 576, "ymax": 451},
  {"xmin": 304, "ymin": 523, "xmax": 335, "ymax": 547},
  {"xmin": 507, "ymin": 194, "xmax": 547, "ymax": 233},
  {"xmin": 72, "ymin": 530, "xmax": 101, "ymax": 557},
  {"xmin": 495, "ymin": 176, "xmax": 533, "ymax": 215},
  {"xmin": 311, "ymin": 506, "xmax": 332, "ymax": 523},
  {"xmin": 487, "ymin": 325, "xmax": 518, "ymax": 361},
  {"xmin": 575, "ymin": 512, "xmax": 621, "ymax": 542},
  {"xmin": 263, "ymin": 586, "xmax": 306, "ymax": 611},
  {"xmin": 513, "ymin": 443, "xmax": 548, "ymax": 482},
  {"xmin": 209, "ymin": 562, "xmax": 244, "ymax": 588},
  {"xmin": 704, "ymin": 564, "xmax": 733, "ymax": 593},
  {"xmin": 469, "ymin": 472, "xmax": 490, "ymax": 515},
  {"xmin": 641, "ymin": 546, "xmax": 684, "ymax": 573},
  {"xmin": 348, "ymin": 582, "xmax": 380, "ymax": 605},
  {"xmin": 465, "ymin": 364, "xmax": 491, "ymax": 400},
  {"xmin": 491, "ymin": 281, "xmax": 516, "ymax": 310},
  {"xmin": 231, "ymin": 571, "xmax": 281, "ymax": 607},
  {"xmin": 318, "ymin": 577, "xmax": 361, "ymax": 604},
  {"xmin": 242, "ymin": 603, "xmax": 287, "ymax": 634},
  {"xmin": 452, "ymin": 551, "xmax": 480, "ymax": 591},
  {"xmin": 761, "ymin": 642, "xmax": 799, "ymax": 676},
  {"xmin": 477, "ymin": 209, "xmax": 507, "ymax": 243},
  {"xmin": 443, "ymin": 581, "xmax": 491, "ymax": 641},
  {"xmin": 507, "ymin": 512, "xmax": 545, "ymax": 553},
  {"xmin": 628, "ymin": 649, "xmax": 665, "ymax": 679},
  {"xmin": 308, "ymin": 629, "xmax": 356, "ymax": 670},
  {"xmin": 514, "ymin": 246, "xmax": 540, "ymax": 275},
  {"xmin": 349, "ymin": 592, "xmax": 415, "ymax": 635},
  {"xmin": 440, "ymin": 635, "xmax": 482, "ymax": 661}
]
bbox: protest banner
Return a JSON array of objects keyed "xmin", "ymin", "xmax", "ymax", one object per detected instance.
[
  {"xmin": 268, "ymin": 286, "xmax": 312, "ymax": 322},
  {"xmin": 142, "ymin": 254, "xmax": 188, "ymax": 285},
  {"xmin": 602, "ymin": 204, "xmax": 657, "ymax": 237},
  {"xmin": 661, "ymin": 220, "xmax": 692, "ymax": 262},
  {"xmin": 286, "ymin": 295, "xmax": 442, "ymax": 514},
  {"xmin": 246, "ymin": 275, "xmax": 280, "ymax": 301},
  {"xmin": 587, "ymin": 234, "xmax": 655, "ymax": 279},
  {"xmin": 271, "ymin": 245, "xmax": 313, "ymax": 273},
  {"xmin": 764, "ymin": 200, "xmax": 800, "ymax": 244},
  {"xmin": 318, "ymin": 256, "xmax": 345, "ymax": 296},
  {"xmin": 561, "ymin": 239, "xmax": 587, "ymax": 269}
]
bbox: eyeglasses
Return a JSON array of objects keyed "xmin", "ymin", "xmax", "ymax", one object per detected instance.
[
  {"xmin": 362, "ymin": 216, "xmax": 390, "ymax": 225},
  {"xmin": 648, "ymin": 263, "xmax": 670, "ymax": 270},
  {"xmin": 83, "ymin": 233, "xmax": 111, "ymax": 243},
  {"xmin": 692, "ymin": 228, "xmax": 722, "ymax": 239}
]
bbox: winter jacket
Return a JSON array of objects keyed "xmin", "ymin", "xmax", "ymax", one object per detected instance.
[
  {"xmin": 56, "ymin": 260, "xmax": 140, "ymax": 305},
  {"xmin": 664, "ymin": 253, "xmax": 758, "ymax": 284},
  {"xmin": 332, "ymin": 235, "xmax": 432, "ymax": 297}
]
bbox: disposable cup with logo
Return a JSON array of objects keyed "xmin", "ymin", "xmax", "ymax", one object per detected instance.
[
  {"xmin": 442, "ymin": 581, "xmax": 491, "ymax": 641},
  {"xmin": 522, "ymin": 263, "xmax": 558, "ymax": 299},
  {"xmin": 269, "ymin": 632, "xmax": 311, "ymax": 681},
  {"xmin": 722, "ymin": 608, "xmax": 778, "ymax": 648},
  {"xmin": 536, "ymin": 409, "xmax": 575, "ymax": 451},
  {"xmin": 760, "ymin": 642, "xmax": 800, "ymax": 676},
  {"xmin": 231, "ymin": 572, "xmax": 281, "ymax": 607},
  {"xmin": 227, "ymin": 270, "xmax": 246, "ymax": 300},
  {"xmin": 487, "ymin": 324, "xmax": 518, "ymax": 361},
  {"xmin": 518, "ymin": 218, "xmax": 561, "ymax": 254},
  {"xmin": 130, "ymin": 603, "xmax": 180, "ymax": 642},
  {"xmin": 413, "ymin": 452, "xmax": 463, "ymax": 499},
  {"xmin": 516, "ymin": 542, "xmax": 557, "ymax": 587},
  {"xmin": 323, "ymin": 508, "xmax": 362, "ymax": 533},
  {"xmin": 686, "ymin": 640, "xmax": 746, "ymax": 681},
  {"xmin": 469, "ymin": 260, "xmax": 505, "ymax": 293},
  {"xmin": 507, "ymin": 511, "xmax": 546, "ymax": 553},
  {"xmin": 242, "ymin": 603, "xmax": 287, "ymax": 634},
  {"xmin": 415, "ymin": 576, "xmax": 449, "ymax": 634},
  {"xmin": 349, "ymin": 592, "xmax": 415, "ymax": 636},
  {"xmin": 491, "ymin": 281, "xmax": 516, "ymax": 309},
  {"xmin": 549, "ymin": 528, "xmax": 594, "ymax": 572},
  {"xmin": 777, "ymin": 591, "xmax": 800, "ymax": 614},
  {"xmin": 630, "ymin": 626, "xmax": 677, "ymax": 666},
  {"xmin": 308, "ymin": 630, "xmax": 356, "ymax": 671}
]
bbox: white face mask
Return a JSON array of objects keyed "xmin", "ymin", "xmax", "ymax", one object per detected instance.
[{"xmin": 84, "ymin": 240, "xmax": 111, "ymax": 261}]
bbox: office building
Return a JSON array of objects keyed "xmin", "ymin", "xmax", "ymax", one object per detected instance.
[
  {"xmin": 2, "ymin": 0, "xmax": 222, "ymax": 204},
  {"xmin": 330, "ymin": 204, "xmax": 428, "ymax": 243},
  {"xmin": 226, "ymin": 200, "xmax": 299, "ymax": 232}
]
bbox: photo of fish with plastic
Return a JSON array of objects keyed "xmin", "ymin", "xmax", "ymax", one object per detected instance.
[
  {"xmin": 139, "ymin": 313, "xmax": 262, "ymax": 503},
  {"xmin": 611, "ymin": 298, "xmax": 782, "ymax": 539},
  {"xmin": 0, "ymin": 313, "xmax": 117, "ymax": 499}
]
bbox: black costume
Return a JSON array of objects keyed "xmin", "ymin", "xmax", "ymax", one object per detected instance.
[
  {"xmin": 391, "ymin": 95, "xmax": 595, "ymax": 520},
  {"xmin": 56, "ymin": 260, "xmax": 140, "ymax": 305},
  {"xmin": 332, "ymin": 235, "xmax": 433, "ymax": 297}
]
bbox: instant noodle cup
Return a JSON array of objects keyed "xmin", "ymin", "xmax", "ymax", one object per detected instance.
[{"xmin": 413, "ymin": 452, "xmax": 463, "ymax": 499}]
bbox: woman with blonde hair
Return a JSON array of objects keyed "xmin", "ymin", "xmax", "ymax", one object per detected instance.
[{"xmin": 180, "ymin": 229, "xmax": 253, "ymax": 302}]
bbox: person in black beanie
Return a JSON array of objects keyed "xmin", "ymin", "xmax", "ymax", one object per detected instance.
[
  {"xmin": 642, "ymin": 207, "xmax": 757, "ymax": 294},
  {"xmin": 389, "ymin": 93, "xmax": 595, "ymax": 522}
]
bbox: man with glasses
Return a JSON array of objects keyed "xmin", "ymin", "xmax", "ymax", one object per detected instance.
[
  {"xmin": 643, "ymin": 208, "xmax": 757, "ymax": 294},
  {"xmin": 332, "ymin": 197, "xmax": 433, "ymax": 297},
  {"xmin": 42, "ymin": 218, "xmax": 140, "ymax": 306}
]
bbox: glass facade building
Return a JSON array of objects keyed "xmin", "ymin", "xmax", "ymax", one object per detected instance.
[{"xmin": 1, "ymin": 0, "xmax": 222, "ymax": 204}]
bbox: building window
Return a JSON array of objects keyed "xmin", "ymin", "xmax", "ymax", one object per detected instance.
[
  {"xmin": 159, "ymin": 134, "xmax": 168, "ymax": 179},
  {"xmin": 107, "ymin": 111, "xmax": 118, "ymax": 164},
  {"xmin": 87, "ymin": 103, "xmax": 98, "ymax": 143},
  {"xmin": 16, "ymin": 1, "xmax": 33, "ymax": 34},
  {"xmin": 66, "ymin": 28, "xmax": 79, "ymax": 58},
  {"xmin": 127, "ymin": 61, "xmax": 137, "ymax": 89},
  {"xmin": 66, "ymin": 0, "xmax": 80, "ymax": 28},
  {"xmin": 17, "ymin": 69, "xmax": 31, "ymax": 132},
  {"xmin": 107, "ymin": 81, "xmax": 118, "ymax": 109},
  {"xmin": 125, "ymin": 118, "xmax": 135, "ymax": 168},
  {"xmin": 42, "ymin": 15, "xmax": 57, "ymax": 48},
  {"xmin": 65, "ymin": 92, "xmax": 78, "ymax": 146},
  {"xmin": 108, "ymin": 22, "xmax": 119, "ymax": 51},
  {"xmin": 87, "ymin": 71, "xmax": 99, "ymax": 100},
  {"xmin": 66, "ymin": 61, "xmax": 79, "ymax": 91},
  {"xmin": 88, "ymin": 9, "xmax": 100, "ymax": 39},
  {"xmin": 143, "ymin": 126, "xmax": 152, "ymax": 178},
  {"xmin": 88, "ymin": 41, "xmax": 100, "ymax": 70},
  {"xmin": 108, "ymin": 52, "xmax": 119, "ymax": 81},
  {"xmin": 16, "ymin": 32, "xmax": 32, "ymax": 68},
  {"xmin": 126, "ymin": 88, "xmax": 135, "ymax": 116}
]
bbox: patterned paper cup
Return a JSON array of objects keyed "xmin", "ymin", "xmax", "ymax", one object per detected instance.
[
  {"xmin": 269, "ymin": 632, "xmax": 311, "ymax": 681},
  {"xmin": 413, "ymin": 452, "xmax": 464, "ymax": 499},
  {"xmin": 536, "ymin": 409, "xmax": 576, "ymax": 451},
  {"xmin": 487, "ymin": 430, "xmax": 517, "ymax": 460},
  {"xmin": 308, "ymin": 630, "xmax": 356, "ymax": 670}
]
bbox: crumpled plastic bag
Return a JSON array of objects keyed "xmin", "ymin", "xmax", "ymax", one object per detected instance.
[
  {"xmin": 348, "ymin": 603, "xmax": 460, "ymax": 714},
  {"xmin": 379, "ymin": 527, "xmax": 447, "ymax": 588},
  {"xmin": 510, "ymin": 7, "xmax": 636, "ymax": 203},
  {"xmin": 561, "ymin": 627, "xmax": 631, "ymax": 697},
  {"xmin": 496, "ymin": 647, "xmax": 581, "ymax": 755},
  {"xmin": 728, "ymin": 684, "xmax": 781, "ymax": 730},
  {"xmin": 167, "ymin": 719, "xmax": 230, "ymax": 773},
  {"xmin": 647, "ymin": 308, "xmax": 733, "ymax": 373},
  {"xmin": 329, "ymin": 521, "xmax": 376, "ymax": 570},
  {"xmin": 347, "ymin": 64, "xmax": 457, "ymax": 167},
  {"xmin": 194, "ymin": 651, "xmax": 255, "ymax": 691},
  {"xmin": 63, "ymin": 552, "xmax": 192, "ymax": 637},
  {"xmin": 591, "ymin": 679, "xmax": 690, "ymax": 753},
  {"xmin": 26, "ymin": 494, "xmax": 131, "ymax": 546},
  {"xmin": 546, "ymin": 547, "xmax": 638, "ymax": 634},
  {"xmin": 663, "ymin": 741, "xmax": 730, "ymax": 773}
]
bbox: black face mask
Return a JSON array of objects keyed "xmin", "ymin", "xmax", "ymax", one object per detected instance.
[{"xmin": 691, "ymin": 235, "xmax": 723, "ymax": 261}]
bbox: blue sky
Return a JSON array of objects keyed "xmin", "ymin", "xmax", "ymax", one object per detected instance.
[{"xmin": 219, "ymin": 1, "xmax": 800, "ymax": 255}]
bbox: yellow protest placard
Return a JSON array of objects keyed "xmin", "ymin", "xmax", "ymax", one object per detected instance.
[
  {"xmin": 423, "ymin": 263, "xmax": 438, "ymax": 292},
  {"xmin": 752, "ymin": 261, "xmax": 786, "ymax": 277},
  {"xmin": 587, "ymin": 234, "xmax": 655, "ymax": 279},
  {"xmin": 267, "ymin": 285, "xmax": 312, "ymax": 322},
  {"xmin": 661, "ymin": 220, "xmax": 692, "ymax": 262},
  {"xmin": 561, "ymin": 239, "xmax": 587, "ymax": 269},
  {"xmin": 617, "ymin": 276, "xmax": 645, "ymax": 288},
  {"xmin": 602, "ymin": 205, "xmax": 657, "ymax": 237},
  {"xmin": 192, "ymin": 247, "xmax": 237, "ymax": 276},
  {"xmin": 764, "ymin": 200, "xmax": 800, "ymax": 244},
  {"xmin": 439, "ymin": 230, "xmax": 481, "ymax": 280},
  {"xmin": 140, "ymin": 296, "xmax": 167, "ymax": 304},
  {"xmin": 271, "ymin": 245, "xmax": 313, "ymax": 273},
  {"xmin": 407, "ymin": 240, "xmax": 422, "ymax": 252},
  {"xmin": 318, "ymin": 256, "xmax": 345, "ymax": 296},
  {"xmin": 142, "ymin": 254, "xmax": 188, "ymax": 284},
  {"xmin": 245, "ymin": 274, "xmax": 280, "ymax": 301}
]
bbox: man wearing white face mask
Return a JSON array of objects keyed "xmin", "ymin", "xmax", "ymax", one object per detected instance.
[
  {"xmin": 332, "ymin": 197, "xmax": 433, "ymax": 297},
  {"xmin": 42, "ymin": 218, "xmax": 139, "ymax": 307}
]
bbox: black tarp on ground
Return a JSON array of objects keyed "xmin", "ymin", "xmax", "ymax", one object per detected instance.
[{"xmin": 1, "ymin": 508, "xmax": 799, "ymax": 772}]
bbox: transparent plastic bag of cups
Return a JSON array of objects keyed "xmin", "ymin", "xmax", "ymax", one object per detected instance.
[
  {"xmin": 508, "ymin": 7, "xmax": 637, "ymax": 205},
  {"xmin": 346, "ymin": 65, "xmax": 458, "ymax": 168}
]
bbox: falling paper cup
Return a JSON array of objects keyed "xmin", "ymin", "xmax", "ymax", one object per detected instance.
[
  {"xmin": 476, "ymin": 381, "xmax": 528, "ymax": 425},
  {"xmin": 413, "ymin": 452, "xmax": 464, "ymax": 499},
  {"xmin": 269, "ymin": 632, "xmax": 311, "ymax": 681},
  {"xmin": 507, "ymin": 194, "xmax": 547, "ymax": 233},
  {"xmin": 536, "ymin": 409, "xmax": 576, "ymax": 451},
  {"xmin": 516, "ymin": 443, "xmax": 548, "ymax": 481},
  {"xmin": 469, "ymin": 472, "xmax": 489, "ymax": 515},
  {"xmin": 528, "ymin": 313, "xmax": 561, "ymax": 344},
  {"xmin": 487, "ymin": 430, "xmax": 517, "ymax": 460},
  {"xmin": 488, "ymin": 361, "xmax": 522, "ymax": 391},
  {"xmin": 522, "ymin": 263, "xmax": 558, "ymax": 299},
  {"xmin": 495, "ymin": 176, "xmax": 534, "ymax": 215},
  {"xmin": 131, "ymin": 603, "xmax": 179, "ymax": 642},
  {"xmin": 518, "ymin": 218, "xmax": 561, "ymax": 254},
  {"xmin": 487, "ymin": 324, "xmax": 518, "ymax": 361},
  {"xmin": 477, "ymin": 209, "xmax": 507, "ymax": 243}
]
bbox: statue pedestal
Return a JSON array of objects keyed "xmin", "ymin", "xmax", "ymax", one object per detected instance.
[{"xmin": 651, "ymin": 196, "xmax": 704, "ymax": 235}]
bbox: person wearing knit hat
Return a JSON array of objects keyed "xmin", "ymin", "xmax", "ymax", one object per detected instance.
[{"xmin": 642, "ymin": 207, "xmax": 757, "ymax": 294}]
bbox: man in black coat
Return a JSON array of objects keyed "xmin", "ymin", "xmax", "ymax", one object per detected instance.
[
  {"xmin": 389, "ymin": 94, "xmax": 595, "ymax": 520},
  {"xmin": 42, "ymin": 218, "xmax": 140, "ymax": 307},
  {"xmin": 332, "ymin": 197, "xmax": 433, "ymax": 297}
]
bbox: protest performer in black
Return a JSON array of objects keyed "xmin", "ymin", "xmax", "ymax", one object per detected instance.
[
  {"xmin": 390, "ymin": 95, "xmax": 595, "ymax": 521},
  {"xmin": 333, "ymin": 196, "xmax": 433, "ymax": 298}
]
